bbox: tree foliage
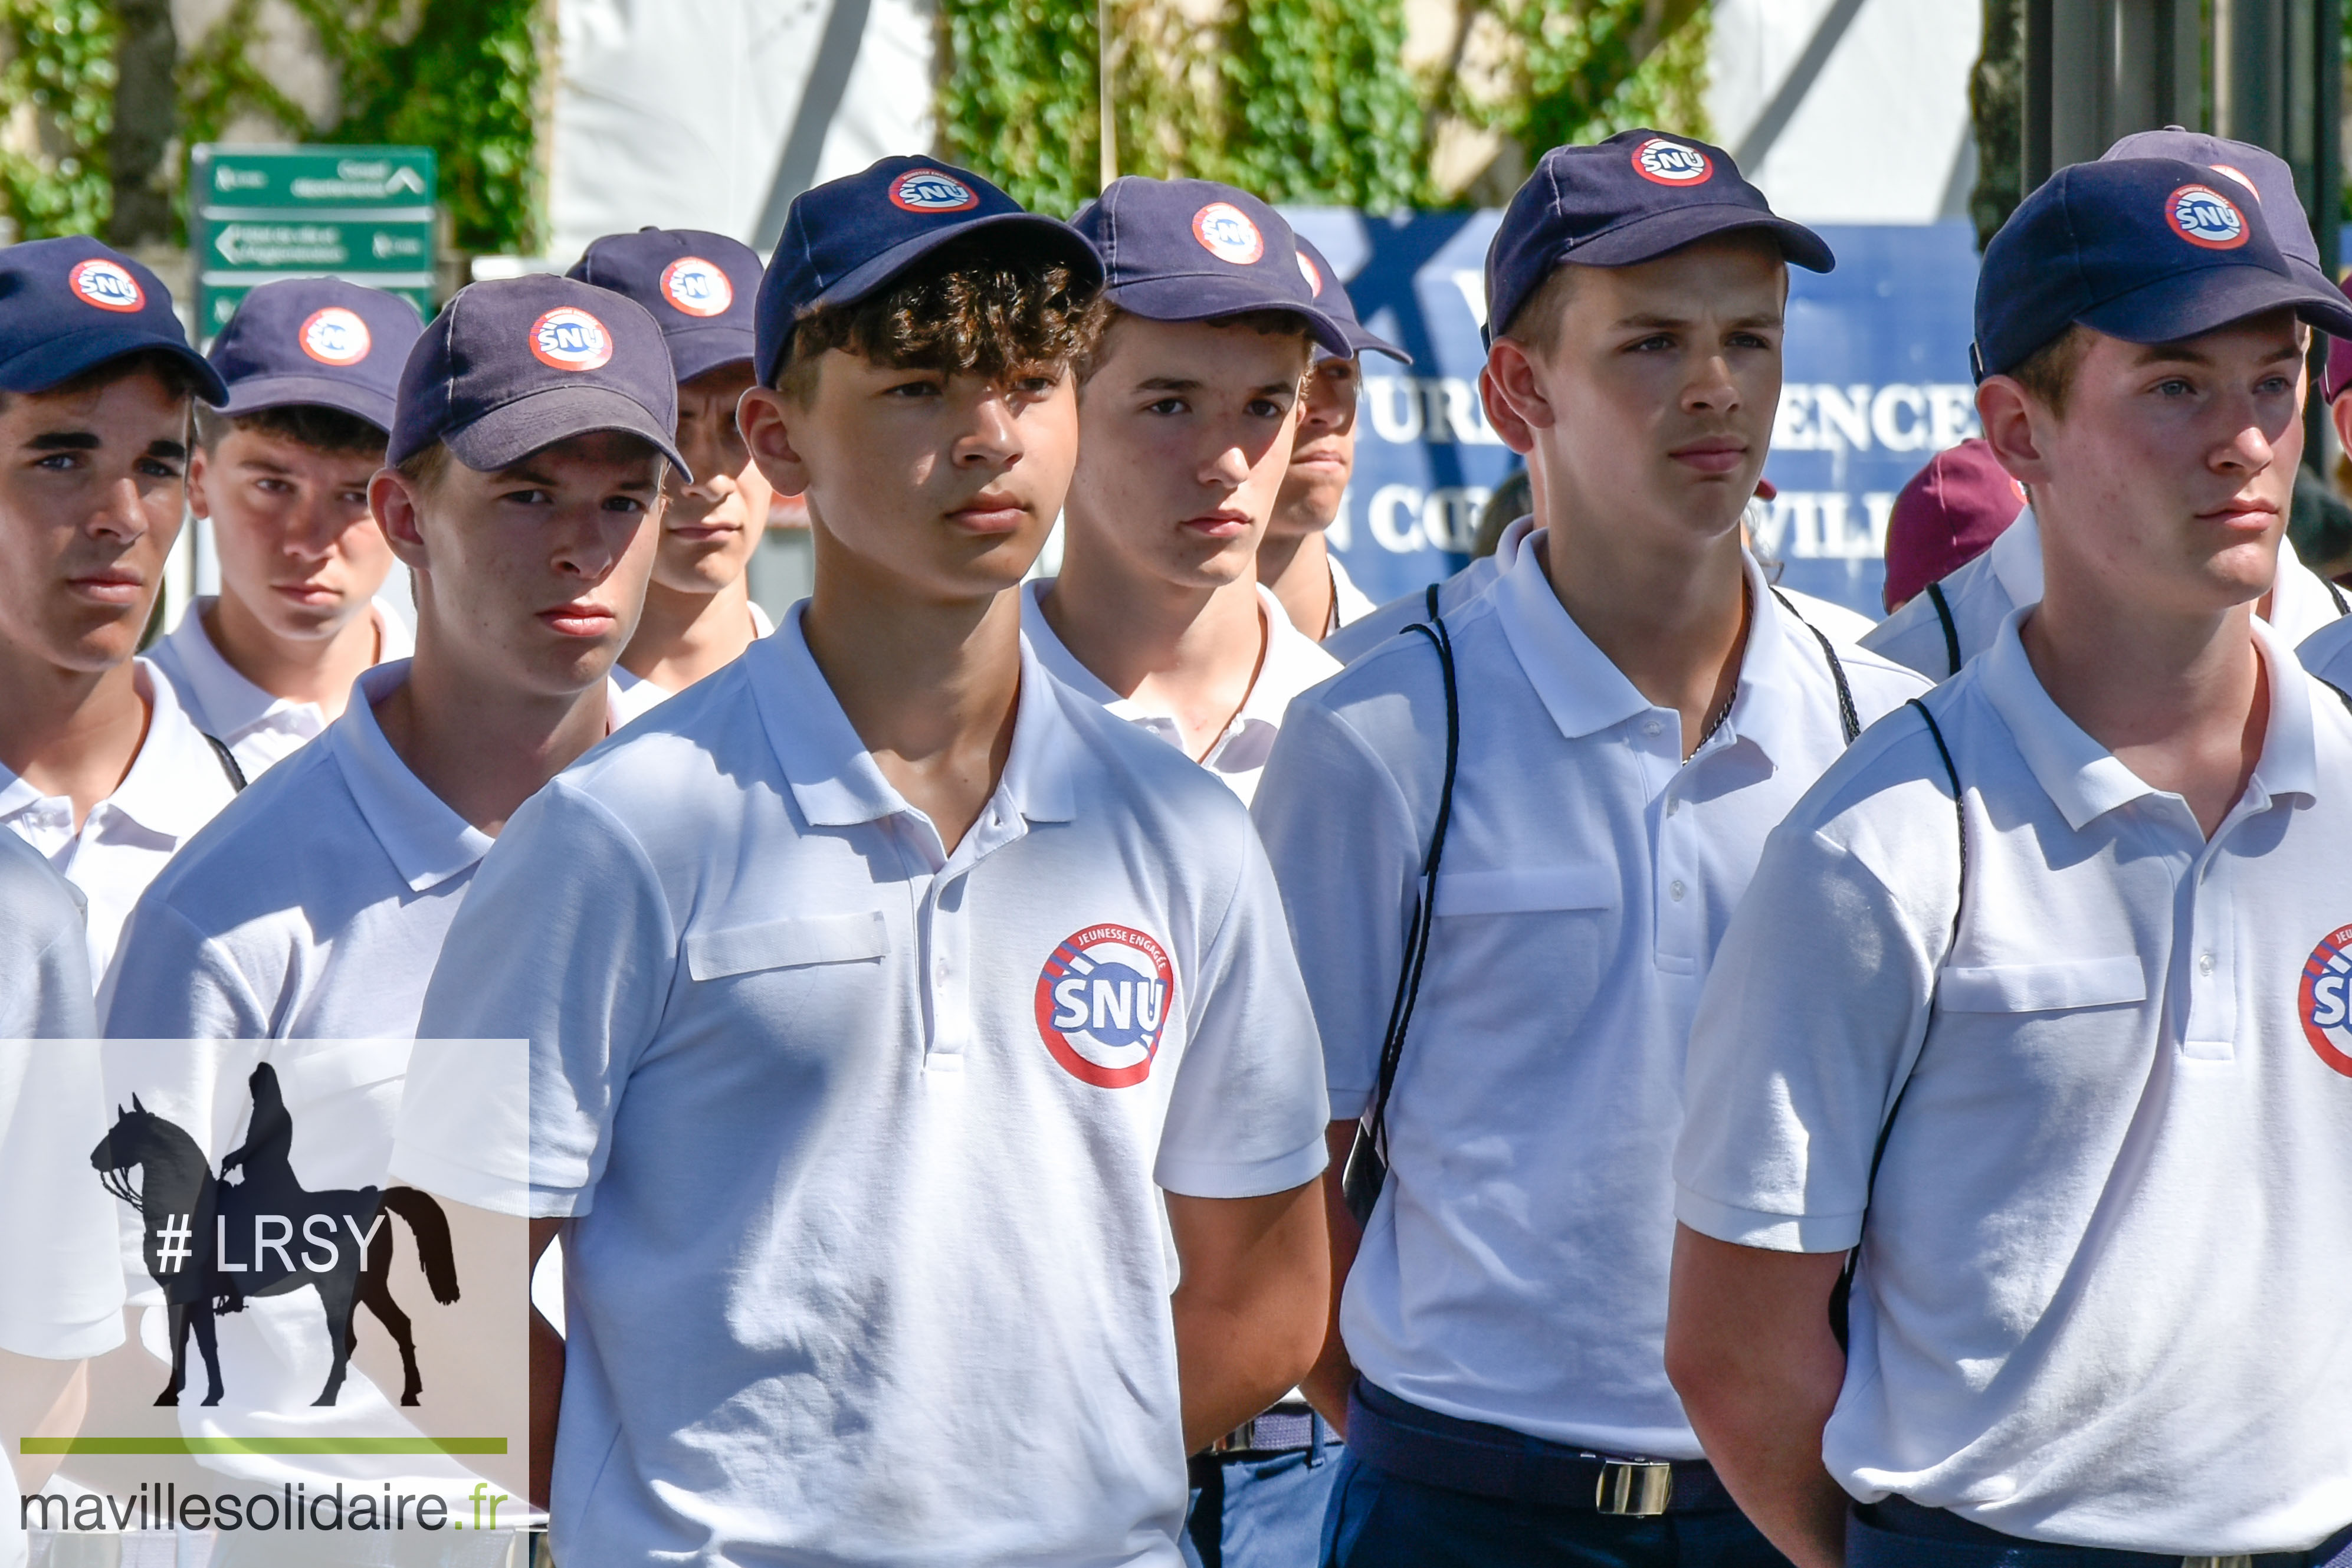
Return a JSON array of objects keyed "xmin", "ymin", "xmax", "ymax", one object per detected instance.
[{"xmin": 0, "ymin": 0, "xmax": 117, "ymax": 239}]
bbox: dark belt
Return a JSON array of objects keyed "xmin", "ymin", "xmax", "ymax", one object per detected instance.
[
  {"xmin": 1857, "ymin": 1496, "xmax": 2352, "ymax": 1568},
  {"xmin": 1344, "ymin": 1380, "xmax": 1734, "ymax": 1515},
  {"xmin": 1208, "ymin": 1402, "xmax": 1323, "ymax": 1456}
]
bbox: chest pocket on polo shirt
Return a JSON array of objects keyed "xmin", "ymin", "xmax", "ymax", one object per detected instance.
[
  {"xmin": 684, "ymin": 912, "xmax": 890, "ymax": 1037},
  {"xmin": 1427, "ymin": 866, "xmax": 1617, "ymax": 1045},
  {"xmin": 1939, "ymin": 957, "xmax": 2146, "ymax": 1013}
]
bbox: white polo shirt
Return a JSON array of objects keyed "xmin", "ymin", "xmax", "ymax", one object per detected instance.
[
  {"xmin": 147, "ymin": 596, "xmax": 416, "ymax": 779},
  {"xmin": 1865, "ymin": 509, "xmax": 2350, "ymax": 678},
  {"xmin": 1675, "ymin": 613, "xmax": 2352, "ymax": 1555},
  {"xmin": 390, "ymin": 606, "xmax": 1329, "ymax": 1566},
  {"xmin": 1021, "ymin": 580, "xmax": 1337, "ymax": 803},
  {"xmin": 2301, "ymin": 607, "xmax": 2352, "ymax": 690},
  {"xmin": 608, "ymin": 599, "xmax": 776, "ymax": 725},
  {"xmin": 1323, "ymin": 515, "xmax": 1537, "ymax": 665},
  {"xmin": 1252, "ymin": 540, "xmax": 1925, "ymax": 1456},
  {"xmin": 1326, "ymin": 553, "xmax": 1376, "ymax": 629},
  {"xmin": 1, "ymin": 660, "xmax": 241, "ymax": 982}
]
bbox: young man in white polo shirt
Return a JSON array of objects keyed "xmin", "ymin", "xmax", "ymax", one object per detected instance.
[
  {"xmin": 1252, "ymin": 131, "xmax": 1924, "ymax": 1567},
  {"xmin": 98, "ymin": 274, "xmax": 675, "ymax": 1537},
  {"xmin": 1667, "ymin": 158, "xmax": 2352, "ymax": 1568},
  {"xmin": 1257, "ymin": 235, "xmax": 1405, "ymax": 643},
  {"xmin": 1022, "ymin": 178, "xmax": 1344, "ymax": 806},
  {"xmin": 569, "ymin": 228, "xmax": 778, "ymax": 715},
  {"xmin": 149, "ymin": 278, "xmax": 424, "ymax": 778},
  {"xmin": 389, "ymin": 158, "xmax": 1331, "ymax": 1566},
  {"xmin": 0, "ymin": 837, "xmax": 120, "ymax": 1568},
  {"xmin": 0, "ymin": 239, "xmax": 240, "ymax": 982},
  {"xmin": 1865, "ymin": 132, "xmax": 2349, "ymax": 681}
]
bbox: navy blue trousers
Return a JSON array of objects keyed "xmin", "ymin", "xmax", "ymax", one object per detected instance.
[
  {"xmin": 1318, "ymin": 1447, "xmax": 1793, "ymax": 1568},
  {"xmin": 1848, "ymin": 1501, "xmax": 2352, "ymax": 1568}
]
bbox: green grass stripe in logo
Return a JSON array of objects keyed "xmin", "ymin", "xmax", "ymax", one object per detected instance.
[{"xmin": 21, "ymin": 1436, "xmax": 508, "ymax": 1455}]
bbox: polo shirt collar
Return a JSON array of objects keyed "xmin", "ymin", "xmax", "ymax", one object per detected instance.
[
  {"xmin": 1494, "ymin": 536, "xmax": 1799, "ymax": 763},
  {"xmin": 161, "ymin": 597, "xmax": 415, "ymax": 742},
  {"xmin": 1978, "ymin": 609, "xmax": 2320, "ymax": 831},
  {"xmin": 100, "ymin": 660, "xmax": 235, "ymax": 840},
  {"xmin": 758, "ymin": 601, "xmax": 1077, "ymax": 831},
  {"xmin": 325, "ymin": 660, "xmax": 493, "ymax": 892},
  {"xmin": 1987, "ymin": 506, "xmax": 2045, "ymax": 606}
]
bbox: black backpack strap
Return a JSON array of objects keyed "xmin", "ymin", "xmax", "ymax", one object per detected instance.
[
  {"xmin": 2327, "ymin": 577, "xmax": 2349, "ymax": 617},
  {"xmin": 1829, "ymin": 696, "xmax": 1965, "ymax": 1349},
  {"xmin": 202, "ymin": 733, "xmax": 248, "ymax": 793},
  {"xmin": 1925, "ymin": 580, "xmax": 1962, "ymax": 677},
  {"xmin": 1769, "ymin": 586, "xmax": 1861, "ymax": 744},
  {"xmin": 1341, "ymin": 582, "xmax": 1461, "ymax": 1226}
]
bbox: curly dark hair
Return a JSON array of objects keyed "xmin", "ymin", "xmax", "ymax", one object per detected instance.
[{"xmin": 774, "ymin": 234, "xmax": 1104, "ymax": 400}]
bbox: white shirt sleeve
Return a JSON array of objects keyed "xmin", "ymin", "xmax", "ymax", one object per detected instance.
[
  {"xmin": 1153, "ymin": 831, "xmax": 1330, "ymax": 1199},
  {"xmin": 1672, "ymin": 801, "xmax": 1952, "ymax": 1255},
  {"xmin": 0, "ymin": 1032, "xmax": 126, "ymax": 1359},
  {"xmin": 100, "ymin": 898, "xmax": 273, "ymax": 1040},
  {"xmin": 394, "ymin": 779, "xmax": 678, "ymax": 1219},
  {"xmin": 1251, "ymin": 695, "xmax": 1426, "ymax": 1122}
]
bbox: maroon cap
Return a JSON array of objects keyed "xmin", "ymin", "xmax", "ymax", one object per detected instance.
[
  {"xmin": 1882, "ymin": 438, "xmax": 2028, "ymax": 611},
  {"xmin": 2327, "ymin": 273, "xmax": 2352, "ymax": 402}
]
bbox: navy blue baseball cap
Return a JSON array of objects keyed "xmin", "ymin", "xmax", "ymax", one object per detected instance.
[
  {"xmin": 1484, "ymin": 129, "xmax": 1833, "ymax": 345},
  {"xmin": 568, "ymin": 228, "xmax": 760, "ymax": 386},
  {"xmin": 389, "ymin": 274, "xmax": 690, "ymax": 480},
  {"xmin": 2101, "ymin": 129, "xmax": 2330, "ymax": 293},
  {"xmin": 757, "ymin": 155, "xmax": 1099, "ymax": 386},
  {"xmin": 0, "ymin": 237, "xmax": 225, "ymax": 402},
  {"xmin": 1973, "ymin": 156, "xmax": 2352, "ymax": 382},
  {"xmin": 1293, "ymin": 234, "xmax": 1409, "ymax": 364},
  {"xmin": 1071, "ymin": 178, "xmax": 1351, "ymax": 356},
  {"xmin": 206, "ymin": 278, "xmax": 422, "ymax": 432}
]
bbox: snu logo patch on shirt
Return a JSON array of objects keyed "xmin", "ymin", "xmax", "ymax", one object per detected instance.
[
  {"xmin": 2300, "ymin": 923, "xmax": 2352, "ymax": 1077},
  {"xmin": 1035, "ymin": 924, "xmax": 1174, "ymax": 1088}
]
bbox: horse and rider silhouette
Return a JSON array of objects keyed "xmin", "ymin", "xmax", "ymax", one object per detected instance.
[{"xmin": 89, "ymin": 1061, "xmax": 460, "ymax": 1409}]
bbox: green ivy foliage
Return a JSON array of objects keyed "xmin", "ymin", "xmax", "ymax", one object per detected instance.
[
  {"xmin": 0, "ymin": 0, "xmax": 117, "ymax": 239},
  {"xmin": 938, "ymin": 0, "xmax": 1103, "ymax": 215},
  {"xmin": 181, "ymin": 0, "xmax": 548, "ymax": 254},
  {"xmin": 1445, "ymin": 0, "xmax": 1711, "ymax": 164},
  {"xmin": 1219, "ymin": 0, "xmax": 1423, "ymax": 209}
]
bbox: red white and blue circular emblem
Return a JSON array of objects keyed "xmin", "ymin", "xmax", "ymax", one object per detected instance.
[
  {"xmin": 1297, "ymin": 251, "xmax": 1324, "ymax": 297},
  {"xmin": 1632, "ymin": 137, "xmax": 1712, "ymax": 186},
  {"xmin": 68, "ymin": 258, "xmax": 144, "ymax": 313},
  {"xmin": 890, "ymin": 168, "xmax": 980, "ymax": 213},
  {"xmin": 2299, "ymin": 924, "xmax": 2352, "ymax": 1078},
  {"xmin": 1034, "ymin": 924, "xmax": 1176, "ymax": 1088},
  {"xmin": 1193, "ymin": 202, "xmax": 1265, "ymax": 265},
  {"xmin": 529, "ymin": 307, "xmax": 614, "ymax": 372},
  {"xmin": 660, "ymin": 256, "xmax": 733, "ymax": 317},
  {"xmin": 297, "ymin": 306, "xmax": 370, "ymax": 366},
  {"xmin": 2166, "ymin": 183, "xmax": 2249, "ymax": 250}
]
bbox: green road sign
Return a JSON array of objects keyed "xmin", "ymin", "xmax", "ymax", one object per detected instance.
[{"xmin": 191, "ymin": 145, "xmax": 438, "ymax": 348}]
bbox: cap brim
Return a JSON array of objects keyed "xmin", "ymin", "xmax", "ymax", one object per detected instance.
[
  {"xmin": 1561, "ymin": 205, "xmax": 1836, "ymax": 274},
  {"xmin": 664, "ymin": 325, "xmax": 757, "ymax": 387},
  {"xmin": 0, "ymin": 326, "xmax": 229, "ymax": 405},
  {"xmin": 1320, "ymin": 320, "xmax": 1410, "ymax": 365},
  {"xmin": 442, "ymin": 384, "xmax": 692, "ymax": 484},
  {"xmin": 216, "ymin": 373, "xmax": 393, "ymax": 432},
  {"xmin": 1104, "ymin": 274, "xmax": 1354, "ymax": 357},
  {"xmin": 2076, "ymin": 263, "xmax": 2352, "ymax": 350}
]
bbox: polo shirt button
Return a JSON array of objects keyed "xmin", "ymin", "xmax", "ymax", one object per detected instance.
[
  {"xmin": 1642, "ymin": 719, "xmax": 1663, "ymax": 737},
  {"xmin": 2197, "ymin": 953, "xmax": 2215, "ymax": 977},
  {"xmin": 1669, "ymin": 880, "xmax": 1687, "ymax": 901}
]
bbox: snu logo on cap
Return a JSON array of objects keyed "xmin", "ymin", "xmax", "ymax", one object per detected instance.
[
  {"xmin": 298, "ymin": 307, "xmax": 372, "ymax": 366},
  {"xmin": 529, "ymin": 307, "xmax": 615, "ymax": 372},
  {"xmin": 1034, "ymin": 924, "xmax": 1176, "ymax": 1089},
  {"xmin": 1297, "ymin": 251, "xmax": 1324, "ymax": 296},
  {"xmin": 2300, "ymin": 924, "xmax": 2352, "ymax": 1078},
  {"xmin": 659, "ymin": 257, "xmax": 733, "ymax": 317},
  {"xmin": 2166, "ymin": 183, "xmax": 2249, "ymax": 250},
  {"xmin": 68, "ymin": 258, "xmax": 145, "ymax": 313},
  {"xmin": 1632, "ymin": 137, "xmax": 1712, "ymax": 185},
  {"xmin": 1192, "ymin": 202, "xmax": 1265, "ymax": 265},
  {"xmin": 889, "ymin": 168, "xmax": 980, "ymax": 213}
]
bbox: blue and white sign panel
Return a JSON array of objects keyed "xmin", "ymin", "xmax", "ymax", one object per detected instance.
[{"xmin": 1284, "ymin": 212, "xmax": 1984, "ymax": 619}]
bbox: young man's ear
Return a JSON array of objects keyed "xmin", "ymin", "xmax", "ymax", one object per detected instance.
[
  {"xmin": 1974, "ymin": 376, "xmax": 2056, "ymax": 491},
  {"xmin": 1482, "ymin": 340, "xmax": 1555, "ymax": 455},
  {"xmin": 186, "ymin": 443, "xmax": 215, "ymax": 521},
  {"xmin": 369, "ymin": 470, "xmax": 431, "ymax": 572},
  {"xmin": 734, "ymin": 385, "xmax": 812, "ymax": 498}
]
